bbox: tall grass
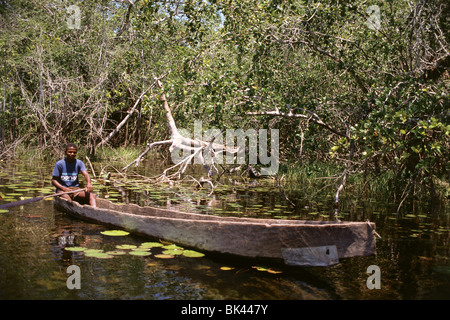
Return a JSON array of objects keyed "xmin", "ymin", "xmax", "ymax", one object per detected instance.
[
  {"xmin": 14, "ymin": 145, "xmax": 142, "ymax": 167},
  {"xmin": 278, "ymin": 161, "xmax": 399, "ymax": 202},
  {"xmin": 278, "ymin": 160, "xmax": 449, "ymax": 211},
  {"xmin": 15, "ymin": 145, "xmax": 53, "ymax": 162},
  {"xmin": 278, "ymin": 162, "xmax": 343, "ymax": 193},
  {"xmin": 93, "ymin": 146, "xmax": 142, "ymax": 165}
]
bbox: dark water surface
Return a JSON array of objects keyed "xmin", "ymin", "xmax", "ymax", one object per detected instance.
[{"xmin": 0, "ymin": 160, "xmax": 448, "ymax": 300}]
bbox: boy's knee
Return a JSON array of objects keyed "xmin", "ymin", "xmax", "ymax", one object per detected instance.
[{"xmin": 60, "ymin": 194, "xmax": 72, "ymax": 201}]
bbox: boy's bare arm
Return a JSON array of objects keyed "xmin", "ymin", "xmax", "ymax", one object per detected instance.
[
  {"xmin": 81, "ymin": 170, "xmax": 94, "ymax": 192},
  {"xmin": 52, "ymin": 177, "xmax": 71, "ymax": 192}
]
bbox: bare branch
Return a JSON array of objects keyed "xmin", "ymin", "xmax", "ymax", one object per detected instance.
[{"xmin": 247, "ymin": 109, "xmax": 347, "ymax": 138}]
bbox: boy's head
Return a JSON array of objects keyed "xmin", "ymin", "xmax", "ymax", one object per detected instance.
[
  {"xmin": 65, "ymin": 143, "xmax": 78, "ymax": 162},
  {"xmin": 65, "ymin": 143, "xmax": 78, "ymax": 151}
]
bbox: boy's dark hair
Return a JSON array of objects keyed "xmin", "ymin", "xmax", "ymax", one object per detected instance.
[{"xmin": 65, "ymin": 143, "xmax": 78, "ymax": 151}]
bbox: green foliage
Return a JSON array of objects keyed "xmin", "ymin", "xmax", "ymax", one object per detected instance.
[
  {"xmin": 354, "ymin": 80, "xmax": 448, "ymax": 182},
  {"xmin": 0, "ymin": 0, "xmax": 448, "ymax": 202}
]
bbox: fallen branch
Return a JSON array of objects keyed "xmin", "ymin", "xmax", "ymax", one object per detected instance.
[
  {"xmin": 97, "ymin": 73, "xmax": 170, "ymax": 149},
  {"xmin": 122, "ymin": 139, "xmax": 173, "ymax": 171},
  {"xmin": 122, "ymin": 79, "xmax": 239, "ymax": 182},
  {"xmin": 85, "ymin": 156, "xmax": 96, "ymax": 178},
  {"xmin": 96, "ymin": 89, "xmax": 148, "ymax": 149}
]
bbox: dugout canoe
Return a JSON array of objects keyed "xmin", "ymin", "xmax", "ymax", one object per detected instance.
[{"xmin": 54, "ymin": 197, "xmax": 376, "ymax": 267}]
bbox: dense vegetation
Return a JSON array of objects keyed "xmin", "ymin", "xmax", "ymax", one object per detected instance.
[{"xmin": 0, "ymin": 0, "xmax": 448, "ymax": 205}]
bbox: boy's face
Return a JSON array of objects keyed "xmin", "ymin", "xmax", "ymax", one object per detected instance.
[{"xmin": 65, "ymin": 147, "xmax": 77, "ymax": 162}]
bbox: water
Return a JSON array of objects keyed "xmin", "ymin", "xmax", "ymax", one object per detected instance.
[{"xmin": 0, "ymin": 160, "xmax": 449, "ymax": 300}]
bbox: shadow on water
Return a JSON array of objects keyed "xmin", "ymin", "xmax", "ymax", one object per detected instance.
[{"xmin": 0, "ymin": 159, "xmax": 449, "ymax": 299}]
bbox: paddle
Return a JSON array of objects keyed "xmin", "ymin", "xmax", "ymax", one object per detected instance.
[{"xmin": 0, "ymin": 188, "xmax": 85, "ymax": 210}]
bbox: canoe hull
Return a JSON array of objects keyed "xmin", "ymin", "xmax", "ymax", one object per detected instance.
[{"xmin": 54, "ymin": 197, "xmax": 376, "ymax": 267}]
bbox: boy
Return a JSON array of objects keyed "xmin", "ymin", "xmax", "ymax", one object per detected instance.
[{"xmin": 52, "ymin": 143, "xmax": 97, "ymax": 207}]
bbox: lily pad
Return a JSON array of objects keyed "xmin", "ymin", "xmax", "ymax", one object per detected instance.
[
  {"xmin": 182, "ymin": 250, "xmax": 205, "ymax": 258},
  {"xmin": 162, "ymin": 244, "xmax": 183, "ymax": 250},
  {"xmin": 140, "ymin": 242, "xmax": 164, "ymax": 248},
  {"xmin": 252, "ymin": 266, "xmax": 268, "ymax": 271},
  {"xmin": 154, "ymin": 254, "xmax": 175, "ymax": 259},
  {"xmin": 85, "ymin": 252, "xmax": 114, "ymax": 259},
  {"xmin": 64, "ymin": 246, "xmax": 87, "ymax": 252},
  {"xmin": 84, "ymin": 249, "xmax": 103, "ymax": 254},
  {"xmin": 106, "ymin": 250, "xmax": 127, "ymax": 255},
  {"xmin": 163, "ymin": 249, "xmax": 184, "ymax": 255},
  {"xmin": 101, "ymin": 230, "xmax": 130, "ymax": 236},
  {"xmin": 267, "ymin": 269, "xmax": 283, "ymax": 274},
  {"xmin": 132, "ymin": 247, "xmax": 150, "ymax": 252},
  {"xmin": 129, "ymin": 251, "xmax": 152, "ymax": 256},
  {"xmin": 116, "ymin": 244, "xmax": 137, "ymax": 250},
  {"xmin": 6, "ymin": 193, "xmax": 23, "ymax": 196},
  {"xmin": 220, "ymin": 266, "xmax": 235, "ymax": 271}
]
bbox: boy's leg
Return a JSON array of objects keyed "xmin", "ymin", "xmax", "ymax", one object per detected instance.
[
  {"xmin": 56, "ymin": 188, "xmax": 74, "ymax": 202},
  {"xmin": 74, "ymin": 190, "xmax": 97, "ymax": 207},
  {"xmin": 89, "ymin": 192, "xmax": 97, "ymax": 207},
  {"xmin": 59, "ymin": 193, "xmax": 73, "ymax": 202}
]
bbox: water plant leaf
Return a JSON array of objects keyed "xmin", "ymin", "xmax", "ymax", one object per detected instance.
[
  {"xmin": 140, "ymin": 242, "xmax": 164, "ymax": 248},
  {"xmin": 252, "ymin": 266, "xmax": 268, "ymax": 271},
  {"xmin": 116, "ymin": 244, "xmax": 137, "ymax": 250},
  {"xmin": 162, "ymin": 244, "xmax": 183, "ymax": 250},
  {"xmin": 129, "ymin": 251, "xmax": 151, "ymax": 256},
  {"xmin": 133, "ymin": 247, "xmax": 150, "ymax": 251},
  {"xmin": 267, "ymin": 269, "xmax": 283, "ymax": 274},
  {"xmin": 101, "ymin": 230, "xmax": 130, "ymax": 236},
  {"xmin": 64, "ymin": 246, "xmax": 87, "ymax": 252},
  {"xmin": 84, "ymin": 249, "xmax": 103, "ymax": 254},
  {"xmin": 6, "ymin": 193, "xmax": 23, "ymax": 196},
  {"xmin": 85, "ymin": 252, "xmax": 114, "ymax": 259},
  {"xmin": 182, "ymin": 250, "xmax": 205, "ymax": 258},
  {"xmin": 154, "ymin": 254, "xmax": 175, "ymax": 259},
  {"xmin": 220, "ymin": 266, "xmax": 235, "ymax": 271},
  {"xmin": 106, "ymin": 250, "xmax": 127, "ymax": 255},
  {"xmin": 163, "ymin": 249, "xmax": 183, "ymax": 255}
]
